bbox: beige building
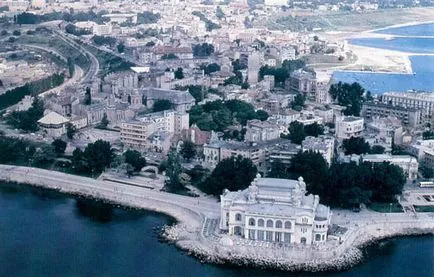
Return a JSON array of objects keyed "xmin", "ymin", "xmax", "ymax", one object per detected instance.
[
  {"xmin": 245, "ymin": 119, "xmax": 280, "ymax": 143},
  {"xmin": 120, "ymin": 110, "xmax": 189, "ymax": 153},
  {"xmin": 363, "ymin": 154, "xmax": 419, "ymax": 180},
  {"xmin": 302, "ymin": 136, "xmax": 335, "ymax": 165},
  {"xmin": 335, "ymin": 116, "xmax": 364, "ymax": 140}
]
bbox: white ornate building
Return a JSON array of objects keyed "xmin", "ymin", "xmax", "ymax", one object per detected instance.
[{"xmin": 220, "ymin": 176, "xmax": 332, "ymax": 245}]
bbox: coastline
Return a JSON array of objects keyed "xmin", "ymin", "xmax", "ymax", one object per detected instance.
[{"xmin": 1, "ymin": 165, "xmax": 434, "ymax": 272}]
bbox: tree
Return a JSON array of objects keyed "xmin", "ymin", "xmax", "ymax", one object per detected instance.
[
  {"xmin": 255, "ymin": 110, "xmax": 269, "ymax": 121},
  {"xmin": 291, "ymin": 94, "xmax": 305, "ymax": 111},
  {"xmin": 6, "ymin": 97, "xmax": 44, "ymax": 132},
  {"xmin": 200, "ymin": 155, "xmax": 257, "ymax": 196},
  {"xmin": 123, "ymin": 149, "xmax": 146, "ymax": 172},
  {"xmin": 152, "ymin": 99, "xmax": 173, "ymax": 112},
  {"xmin": 99, "ymin": 113, "xmax": 109, "ymax": 129},
  {"xmin": 370, "ymin": 145, "xmax": 385, "ymax": 154},
  {"xmin": 342, "ymin": 137, "xmax": 371, "ymax": 155},
  {"xmin": 12, "ymin": 30, "xmax": 21, "ymax": 36},
  {"xmin": 329, "ymin": 82, "xmax": 366, "ymax": 116},
  {"xmin": 420, "ymin": 163, "xmax": 434, "ymax": 179},
  {"xmin": 84, "ymin": 87, "xmax": 91, "ymax": 105},
  {"xmin": 174, "ymin": 67, "xmax": 184, "ymax": 79},
  {"xmin": 52, "ymin": 139, "xmax": 67, "ymax": 156},
  {"xmin": 216, "ymin": 6, "xmax": 225, "ymax": 19},
  {"xmin": 289, "ymin": 151, "xmax": 329, "ymax": 196},
  {"xmin": 202, "ymin": 63, "xmax": 221, "ymax": 75},
  {"xmin": 304, "ymin": 122, "xmax": 324, "ymax": 138},
  {"xmin": 66, "ymin": 123, "xmax": 76, "ymax": 139},
  {"xmin": 117, "ymin": 43, "xmax": 125, "ymax": 53},
  {"xmin": 193, "ymin": 43, "xmax": 214, "ymax": 57},
  {"xmin": 81, "ymin": 140, "xmax": 114, "ymax": 174},
  {"xmin": 165, "ymin": 148, "xmax": 182, "ymax": 191},
  {"xmin": 369, "ymin": 162, "xmax": 406, "ymax": 202},
  {"xmin": 67, "ymin": 57, "xmax": 74, "ymax": 78},
  {"xmin": 287, "ymin": 121, "xmax": 305, "ymax": 144},
  {"xmin": 180, "ymin": 140, "xmax": 196, "ymax": 161}
]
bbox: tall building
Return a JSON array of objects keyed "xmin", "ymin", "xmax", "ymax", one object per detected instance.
[
  {"xmin": 220, "ymin": 175, "xmax": 331, "ymax": 245},
  {"xmin": 247, "ymin": 51, "xmax": 263, "ymax": 85}
]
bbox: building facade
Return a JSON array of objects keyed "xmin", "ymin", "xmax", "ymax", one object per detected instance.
[
  {"xmin": 335, "ymin": 116, "xmax": 364, "ymax": 140},
  {"xmin": 220, "ymin": 175, "xmax": 332, "ymax": 245}
]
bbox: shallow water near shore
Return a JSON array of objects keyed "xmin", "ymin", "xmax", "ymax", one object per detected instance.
[
  {"xmin": 333, "ymin": 23, "xmax": 434, "ymax": 94},
  {"xmin": 0, "ymin": 182, "xmax": 433, "ymax": 276}
]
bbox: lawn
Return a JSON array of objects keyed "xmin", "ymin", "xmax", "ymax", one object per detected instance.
[{"xmin": 368, "ymin": 202, "xmax": 404, "ymax": 213}]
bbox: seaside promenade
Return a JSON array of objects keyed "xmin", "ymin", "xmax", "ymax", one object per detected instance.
[{"xmin": 1, "ymin": 164, "xmax": 433, "ymax": 270}]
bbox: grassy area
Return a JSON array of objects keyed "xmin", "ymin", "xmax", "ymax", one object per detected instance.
[
  {"xmin": 414, "ymin": 206, "xmax": 434, "ymax": 212},
  {"xmin": 369, "ymin": 202, "xmax": 404, "ymax": 213},
  {"xmin": 268, "ymin": 7, "xmax": 434, "ymax": 32}
]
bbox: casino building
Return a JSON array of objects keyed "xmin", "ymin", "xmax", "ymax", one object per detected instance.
[{"xmin": 219, "ymin": 175, "xmax": 331, "ymax": 245}]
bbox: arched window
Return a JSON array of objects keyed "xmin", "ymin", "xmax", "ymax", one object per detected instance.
[
  {"xmin": 301, "ymin": 237, "xmax": 307, "ymax": 244},
  {"xmin": 248, "ymin": 218, "xmax": 255, "ymax": 226},
  {"xmin": 275, "ymin": 220, "xmax": 282, "ymax": 228},
  {"xmin": 258, "ymin": 219, "xmax": 264, "ymax": 227},
  {"xmin": 235, "ymin": 213, "xmax": 242, "ymax": 221},
  {"xmin": 284, "ymin": 221, "xmax": 292, "ymax": 229},
  {"xmin": 266, "ymin": 219, "xmax": 273, "ymax": 228}
]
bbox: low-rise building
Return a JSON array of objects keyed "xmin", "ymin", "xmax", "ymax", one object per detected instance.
[
  {"xmin": 38, "ymin": 111, "xmax": 70, "ymax": 138},
  {"xmin": 245, "ymin": 120, "xmax": 280, "ymax": 143},
  {"xmin": 361, "ymin": 102, "xmax": 422, "ymax": 128},
  {"xmin": 220, "ymin": 175, "xmax": 332, "ymax": 245},
  {"xmin": 302, "ymin": 136, "xmax": 335, "ymax": 165},
  {"xmin": 335, "ymin": 116, "xmax": 364, "ymax": 140},
  {"xmin": 362, "ymin": 154, "xmax": 419, "ymax": 180}
]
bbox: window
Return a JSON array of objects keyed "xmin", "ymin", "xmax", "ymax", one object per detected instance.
[
  {"xmin": 275, "ymin": 232, "xmax": 282, "ymax": 242},
  {"xmin": 275, "ymin": 220, "xmax": 282, "ymax": 228},
  {"xmin": 266, "ymin": 231, "xmax": 273, "ymax": 242},
  {"xmin": 315, "ymin": 234, "xmax": 321, "ymax": 241},
  {"xmin": 258, "ymin": 219, "xmax": 264, "ymax": 227},
  {"xmin": 266, "ymin": 220, "xmax": 273, "ymax": 228},
  {"xmin": 257, "ymin": 230, "xmax": 265, "ymax": 241},
  {"xmin": 249, "ymin": 229, "xmax": 256, "ymax": 240},
  {"xmin": 301, "ymin": 217, "xmax": 308, "ymax": 224},
  {"xmin": 235, "ymin": 213, "xmax": 242, "ymax": 221},
  {"xmin": 284, "ymin": 221, "xmax": 292, "ymax": 229},
  {"xmin": 300, "ymin": 237, "xmax": 307, "ymax": 244},
  {"xmin": 284, "ymin": 233, "xmax": 291, "ymax": 243},
  {"xmin": 248, "ymin": 218, "xmax": 255, "ymax": 226}
]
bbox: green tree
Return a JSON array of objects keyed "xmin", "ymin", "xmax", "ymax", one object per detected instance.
[
  {"xmin": 84, "ymin": 87, "xmax": 91, "ymax": 105},
  {"xmin": 82, "ymin": 140, "xmax": 114, "ymax": 174},
  {"xmin": 164, "ymin": 148, "xmax": 182, "ymax": 191},
  {"xmin": 420, "ymin": 164, "xmax": 434, "ymax": 179},
  {"xmin": 152, "ymin": 99, "xmax": 173, "ymax": 112},
  {"xmin": 174, "ymin": 67, "xmax": 184, "ymax": 79},
  {"xmin": 291, "ymin": 94, "xmax": 305, "ymax": 111},
  {"xmin": 370, "ymin": 145, "xmax": 385, "ymax": 154},
  {"xmin": 286, "ymin": 121, "xmax": 305, "ymax": 144},
  {"xmin": 117, "ymin": 43, "xmax": 125, "ymax": 53},
  {"xmin": 200, "ymin": 155, "xmax": 257, "ymax": 196},
  {"xmin": 99, "ymin": 113, "xmax": 109, "ymax": 129},
  {"xmin": 52, "ymin": 139, "xmax": 67, "ymax": 156},
  {"xmin": 123, "ymin": 149, "xmax": 146, "ymax": 172},
  {"xmin": 289, "ymin": 151, "xmax": 329, "ymax": 195},
  {"xmin": 12, "ymin": 30, "xmax": 21, "ymax": 36},
  {"xmin": 304, "ymin": 122, "xmax": 324, "ymax": 137},
  {"xmin": 192, "ymin": 43, "xmax": 215, "ymax": 57},
  {"xmin": 342, "ymin": 137, "xmax": 371, "ymax": 155},
  {"xmin": 67, "ymin": 57, "xmax": 74, "ymax": 78},
  {"xmin": 216, "ymin": 6, "xmax": 225, "ymax": 19},
  {"xmin": 66, "ymin": 123, "xmax": 76, "ymax": 139},
  {"xmin": 329, "ymin": 82, "xmax": 366, "ymax": 116},
  {"xmin": 180, "ymin": 140, "xmax": 196, "ymax": 161}
]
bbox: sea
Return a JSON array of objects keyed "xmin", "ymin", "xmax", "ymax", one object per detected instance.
[
  {"xmin": 333, "ymin": 23, "xmax": 434, "ymax": 94},
  {"xmin": 1, "ymin": 182, "xmax": 433, "ymax": 277}
]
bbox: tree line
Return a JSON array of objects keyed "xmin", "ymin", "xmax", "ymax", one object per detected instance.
[
  {"xmin": 0, "ymin": 73, "xmax": 64, "ymax": 110},
  {"xmin": 189, "ymin": 99, "xmax": 268, "ymax": 131}
]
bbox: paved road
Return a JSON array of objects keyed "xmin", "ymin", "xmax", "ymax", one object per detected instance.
[{"xmin": 0, "ymin": 165, "xmax": 220, "ymax": 220}]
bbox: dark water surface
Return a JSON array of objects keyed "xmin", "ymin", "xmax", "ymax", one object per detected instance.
[{"xmin": 0, "ymin": 183, "xmax": 433, "ymax": 277}]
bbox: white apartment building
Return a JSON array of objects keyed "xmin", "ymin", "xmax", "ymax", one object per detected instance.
[
  {"xmin": 264, "ymin": 0, "xmax": 288, "ymax": 6},
  {"xmin": 335, "ymin": 116, "xmax": 364, "ymax": 140},
  {"xmin": 220, "ymin": 175, "xmax": 331, "ymax": 245},
  {"xmin": 93, "ymin": 24, "xmax": 113, "ymax": 36},
  {"xmin": 382, "ymin": 91, "xmax": 434, "ymax": 123},
  {"xmin": 120, "ymin": 110, "xmax": 189, "ymax": 151}
]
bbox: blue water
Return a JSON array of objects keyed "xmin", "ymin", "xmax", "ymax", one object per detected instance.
[
  {"xmin": 1, "ymin": 182, "xmax": 433, "ymax": 276},
  {"xmin": 333, "ymin": 23, "xmax": 434, "ymax": 94},
  {"xmin": 377, "ymin": 23, "xmax": 434, "ymax": 36}
]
